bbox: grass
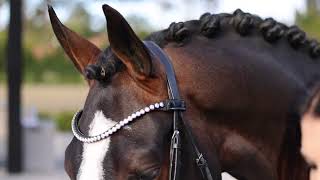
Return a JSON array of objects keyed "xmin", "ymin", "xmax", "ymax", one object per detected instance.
[
  {"xmin": 39, "ymin": 111, "xmax": 73, "ymax": 132},
  {"xmin": 54, "ymin": 111, "xmax": 73, "ymax": 132}
]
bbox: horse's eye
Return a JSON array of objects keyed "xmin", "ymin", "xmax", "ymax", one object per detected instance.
[
  {"xmin": 140, "ymin": 168, "xmax": 160, "ymax": 180},
  {"xmin": 129, "ymin": 168, "xmax": 160, "ymax": 180}
]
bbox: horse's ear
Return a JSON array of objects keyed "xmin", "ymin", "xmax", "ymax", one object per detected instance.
[
  {"xmin": 102, "ymin": 4, "xmax": 152, "ymax": 80},
  {"xmin": 48, "ymin": 6, "xmax": 101, "ymax": 74}
]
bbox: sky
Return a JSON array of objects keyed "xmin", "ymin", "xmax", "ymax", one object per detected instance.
[
  {"xmin": 90, "ymin": 0, "xmax": 306, "ymax": 29},
  {"xmin": 0, "ymin": 0, "xmax": 308, "ymax": 31},
  {"xmin": 215, "ymin": 0, "xmax": 306, "ymax": 23}
]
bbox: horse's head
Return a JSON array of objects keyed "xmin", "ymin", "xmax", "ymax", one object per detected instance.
[{"xmin": 49, "ymin": 5, "xmax": 175, "ymax": 180}]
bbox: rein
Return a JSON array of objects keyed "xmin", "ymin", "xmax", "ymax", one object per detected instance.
[{"xmin": 71, "ymin": 41, "xmax": 215, "ymax": 180}]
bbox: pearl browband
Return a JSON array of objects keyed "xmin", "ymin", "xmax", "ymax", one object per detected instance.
[{"xmin": 71, "ymin": 101, "xmax": 165, "ymax": 143}]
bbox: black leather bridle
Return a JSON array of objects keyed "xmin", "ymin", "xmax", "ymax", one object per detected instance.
[{"xmin": 144, "ymin": 41, "xmax": 214, "ymax": 180}]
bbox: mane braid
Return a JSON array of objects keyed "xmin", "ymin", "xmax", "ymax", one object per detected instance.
[
  {"xmin": 147, "ymin": 9, "xmax": 320, "ymax": 59},
  {"xmin": 102, "ymin": 9, "xmax": 320, "ymax": 80}
]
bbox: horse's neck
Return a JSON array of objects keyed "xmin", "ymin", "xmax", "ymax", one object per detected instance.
[{"xmin": 164, "ymin": 39, "xmax": 312, "ymax": 179}]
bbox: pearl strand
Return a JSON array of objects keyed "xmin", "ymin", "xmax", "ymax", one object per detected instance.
[{"xmin": 71, "ymin": 102, "xmax": 165, "ymax": 143}]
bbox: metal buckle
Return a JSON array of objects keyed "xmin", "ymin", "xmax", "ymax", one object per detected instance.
[
  {"xmin": 196, "ymin": 153, "xmax": 207, "ymax": 167},
  {"xmin": 171, "ymin": 130, "xmax": 181, "ymax": 149},
  {"xmin": 169, "ymin": 130, "xmax": 181, "ymax": 180},
  {"xmin": 162, "ymin": 99, "xmax": 186, "ymax": 111}
]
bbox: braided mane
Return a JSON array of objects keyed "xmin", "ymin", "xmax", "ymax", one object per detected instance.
[
  {"xmin": 147, "ymin": 9, "xmax": 320, "ymax": 59},
  {"xmin": 98, "ymin": 9, "xmax": 320, "ymax": 84}
]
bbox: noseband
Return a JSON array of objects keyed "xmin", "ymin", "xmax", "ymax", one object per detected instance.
[{"xmin": 71, "ymin": 41, "xmax": 214, "ymax": 180}]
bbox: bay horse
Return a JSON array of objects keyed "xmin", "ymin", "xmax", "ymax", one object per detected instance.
[
  {"xmin": 301, "ymin": 84, "xmax": 320, "ymax": 180},
  {"xmin": 48, "ymin": 4, "xmax": 320, "ymax": 180}
]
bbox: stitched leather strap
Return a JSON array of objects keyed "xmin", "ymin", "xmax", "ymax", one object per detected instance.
[
  {"xmin": 143, "ymin": 41, "xmax": 214, "ymax": 180},
  {"xmin": 160, "ymin": 99, "xmax": 186, "ymax": 111}
]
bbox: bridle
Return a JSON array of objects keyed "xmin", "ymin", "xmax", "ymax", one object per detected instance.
[{"xmin": 71, "ymin": 41, "xmax": 215, "ymax": 180}]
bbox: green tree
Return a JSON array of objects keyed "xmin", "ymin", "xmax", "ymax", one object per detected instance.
[
  {"xmin": 296, "ymin": 0, "xmax": 320, "ymax": 39},
  {"xmin": 66, "ymin": 3, "xmax": 92, "ymax": 37}
]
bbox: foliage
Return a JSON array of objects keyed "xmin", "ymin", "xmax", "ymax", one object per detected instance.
[
  {"xmin": 126, "ymin": 15, "xmax": 155, "ymax": 39},
  {"xmin": 296, "ymin": 0, "xmax": 320, "ymax": 40},
  {"xmin": 38, "ymin": 111, "xmax": 73, "ymax": 132},
  {"xmin": 66, "ymin": 4, "xmax": 94, "ymax": 37},
  {"xmin": 38, "ymin": 111, "xmax": 51, "ymax": 120},
  {"xmin": 0, "ymin": 1, "xmax": 154, "ymax": 84},
  {"xmin": 0, "ymin": 30, "xmax": 6, "ymax": 82},
  {"xmin": 54, "ymin": 111, "xmax": 73, "ymax": 132},
  {"xmin": 23, "ymin": 48, "xmax": 83, "ymax": 84},
  {"xmin": 1, "ymin": 0, "xmax": 215, "ymax": 84}
]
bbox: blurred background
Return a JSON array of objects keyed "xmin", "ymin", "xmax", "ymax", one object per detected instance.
[{"xmin": 0, "ymin": 0, "xmax": 319, "ymax": 179}]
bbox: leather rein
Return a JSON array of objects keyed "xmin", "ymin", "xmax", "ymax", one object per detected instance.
[{"xmin": 71, "ymin": 41, "xmax": 214, "ymax": 180}]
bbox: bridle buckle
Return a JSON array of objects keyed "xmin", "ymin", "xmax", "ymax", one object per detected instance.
[
  {"xmin": 163, "ymin": 99, "xmax": 186, "ymax": 111},
  {"xmin": 196, "ymin": 154, "xmax": 207, "ymax": 167},
  {"xmin": 171, "ymin": 130, "xmax": 181, "ymax": 149}
]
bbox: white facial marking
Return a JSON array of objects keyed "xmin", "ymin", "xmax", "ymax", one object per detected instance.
[
  {"xmin": 77, "ymin": 110, "xmax": 117, "ymax": 180},
  {"xmin": 222, "ymin": 172, "xmax": 238, "ymax": 180}
]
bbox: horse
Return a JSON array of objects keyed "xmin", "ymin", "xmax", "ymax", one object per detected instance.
[
  {"xmin": 300, "ymin": 84, "xmax": 320, "ymax": 180},
  {"xmin": 48, "ymin": 4, "xmax": 320, "ymax": 180}
]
